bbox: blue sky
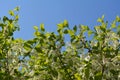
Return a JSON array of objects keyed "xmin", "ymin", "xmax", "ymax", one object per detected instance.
[{"xmin": 0, "ymin": 0, "xmax": 120, "ymax": 40}]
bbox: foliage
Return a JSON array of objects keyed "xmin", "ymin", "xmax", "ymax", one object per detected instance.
[{"xmin": 0, "ymin": 7, "xmax": 120, "ymax": 80}]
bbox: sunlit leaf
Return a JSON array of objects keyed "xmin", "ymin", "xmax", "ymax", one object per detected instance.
[
  {"xmin": 88, "ymin": 30, "xmax": 93, "ymax": 36},
  {"xmin": 68, "ymin": 30, "xmax": 74, "ymax": 36},
  {"xmin": 40, "ymin": 24, "xmax": 45, "ymax": 31},
  {"xmin": 0, "ymin": 10, "xmax": 119, "ymax": 80},
  {"xmin": 80, "ymin": 25, "xmax": 89, "ymax": 32},
  {"xmin": 116, "ymin": 16, "xmax": 120, "ymax": 22},
  {"xmin": 15, "ymin": 15, "xmax": 19, "ymax": 20},
  {"xmin": 34, "ymin": 31, "xmax": 40, "ymax": 36},
  {"xmin": 63, "ymin": 20, "xmax": 69, "ymax": 27},
  {"xmin": 34, "ymin": 26, "xmax": 38, "ymax": 31},
  {"xmin": 111, "ymin": 21, "xmax": 116, "ymax": 28},
  {"xmin": 9, "ymin": 10, "xmax": 14, "ymax": 16},
  {"xmin": 14, "ymin": 6, "xmax": 20, "ymax": 11},
  {"xmin": 57, "ymin": 23, "xmax": 63, "ymax": 30},
  {"xmin": 102, "ymin": 15, "xmax": 104, "ymax": 19}
]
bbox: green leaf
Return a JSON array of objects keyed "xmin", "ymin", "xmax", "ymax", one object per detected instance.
[
  {"xmin": 34, "ymin": 31, "xmax": 40, "ymax": 36},
  {"xmin": 45, "ymin": 32, "xmax": 51, "ymax": 38},
  {"xmin": 80, "ymin": 25, "xmax": 89, "ymax": 32},
  {"xmin": 111, "ymin": 21, "xmax": 116, "ymax": 28},
  {"xmin": 63, "ymin": 29, "xmax": 68, "ymax": 34},
  {"xmin": 57, "ymin": 23, "xmax": 64, "ymax": 30},
  {"xmin": 14, "ymin": 6, "xmax": 20, "ymax": 11},
  {"xmin": 0, "ymin": 37, "xmax": 4, "ymax": 44},
  {"xmin": 102, "ymin": 15, "xmax": 104, "ymax": 19},
  {"xmin": 9, "ymin": 10, "xmax": 14, "ymax": 16},
  {"xmin": 0, "ymin": 23, "xmax": 5, "ymax": 27},
  {"xmin": 74, "ymin": 73, "xmax": 81, "ymax": 80},
  {"xmin": 95, "ymin": 72, "xmax": 102, "ymax": 80},
  {"xmin": 88, "ymin": 30, "xmax": 93, "ymax": 36},
  {"xmin": 97, "ymin": 18, "xmax": 102, "ymax": 22},
  {"xmin": 27, "ymin": 40, "xmax": 36, "ymax": 45},
  {"xmin": 100, "ymin": 26, "xmax": 106, "ymax": 32},
  {"xmin": 117, "ymin": 25, "xmax": 120, "ymax": 36},
  {"xmin": 40, "ymin": 24, "xmax": 45, "ymax": 31},
  {"xmin": 85, "ymin": 68, "xmax": 89, "ymax": 79},
  {"xmin": 97, "ymin": 15, "xmax": 104, "ymax": 23},
  {"xmin": 34, "ymin": 26, "xmax": 38, "ymax": 31},
  {"xmin": 73, "ymin": 25, "xmax": 77, "ymax": 32},
  {"xmin": 15, "ymin": 15, "xmax": 19, "ymax": 20},
  {"xmin": 24, "ymin": 42, "xmax": 32, "ymax": 51},
  {"xmin": 116, "ymin": 16, "xmax": 120, "ymax": 22},
  {"xmin": 35, "ymin": 44, "xmax": 42, "ymax": 52},
  {"xmin": 63, "ymin": 20, "xmax": 69, "ymax": 27},
  {"xmin": 94, "ymin": 26, "xmax": 100, "ymax": 33},
  {"xmin": 3, "ymin": 16, "xmax": 8, "ymax": 22},
  {"xmin": 103, "ymin": 47, "xmax": 108, "ymax": 52},
  {"xmin": 68, "ymin": 30, "xmax": 74, "ymax": 36}
]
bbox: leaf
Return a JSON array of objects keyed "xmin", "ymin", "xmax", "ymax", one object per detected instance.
[
  {"xmin": 102, "ymin": 15, "xmax": 104, "ymax": 19},
  {"xmin": 0, "ymin": 23, "xmax": 5, "ymax": 27},
  {"xmin": 97, "ymin": 18, "xmax": 102, "ymax": 23},
  {"xmin": 34, "ymin": 26, "xmax": 38, "ymax": 31},
  {"xmin": 68, "ymin": 30, "xmax": 74, "ymax": 36},
  {"xmin": 95, "ymin": 72, "xmax": 102, "ymax": 80},
  {"xmin": 111, "ymin": 21, "xmax": 116, "ymax": 28},
  {"xmin": 24, "ymin": 42, "xmax": 32, "ymax": 51},
  {"xmin": 27, "ymin": 40, "xmax": 36, "ymax": 45},
  {"xmin": 63, "ymin": 29, "xmax": 68, "ymax": 34},
  {"xmin": 74, "ymin": 73, "xmax": 81, "ymax": 80},
  {"xmin": 63, "ymin": 20, "xmax": 69, "ymax": 27},
  {"xmin": 35, "ymin": 44, "xmax": 42, "ymax": 52},
  {"xmin": 9, "ymin": 10, "xmax": 14, "ymax": 16},
  {"xmin": 103, "ymin": 47, "xmax": 107, "ymax": 52},
  {"xmin": 94, "ymin": 26, "xmax": 100, "ymax": 33},
  {"xmin": 15, "ymin": 15, "xmax": 19, "ymax": 20},
  {"xmin": 40, "ymin": 24, "xmax": 45, "ymax": 31},
  {"xmin": 100, "ymin": 26, "xmax": 106, "ymax": 32},
  {"xmin": 85, "ymin": 68, "xmax": 89, "ymax": 79},
  {"xmin": 73, "ymin": 25, "xmax": 77, "ymax": 32},
  {"xmin": 88, "ymin": 30, "xmax": 93, "ymax": 36},
  {"xmin": 14, "ymin": 6, "xmax": 20, "ymax": 11},
  {"xmin": 116, "ymin": 16, "xmax": 120, "ymax": 22},
  {"xmin": 97, "ymin": 15, "xmax": 104, "ymax": 23},
  {"xmin": 117, "ymin": 25, "xmax": 120, "ymax": 36},
  {"xmin": 80, "ymin": 25, "xmax": 89, "ymax": 32},
  {"xmin": 34, "ymin": 31, "xmax": 40, "ymax": 36},
  {"xmin": 3, "ymin": 16, "xmax": 8, "ymax": 22},
  {"xmin": 57, "ymin": 23, "xmax": 63, "ymax": 30},
  {"xmin": 45, "ymin": 32, "xmax": 51, "ymax": 38}
]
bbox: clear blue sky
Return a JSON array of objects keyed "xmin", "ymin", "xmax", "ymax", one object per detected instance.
[{"xmin": 0, "ymin": 0, "xmax": 120, "ymax": 40}]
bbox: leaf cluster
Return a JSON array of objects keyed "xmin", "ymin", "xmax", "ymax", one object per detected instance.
[{"xmin": 0, "ymin": 8, "xmax": 120, "ymax": 80}]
